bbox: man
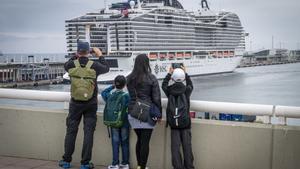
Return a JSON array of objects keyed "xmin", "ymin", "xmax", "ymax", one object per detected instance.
[{"xmin": 59, "ymin": 41, "xmax": 109, "ymax": 169}]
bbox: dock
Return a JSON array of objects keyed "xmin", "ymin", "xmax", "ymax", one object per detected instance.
[
  {"xmin": 0, "ymin": 57, "xmax": 65, "ymax": 88},
  {"xmin": 240, "ymin": 49, "xmax": 300, "ymax": 68},
  {"xmin": 238, "ymin": 60, "xmax": 300, "ymax": 68}
]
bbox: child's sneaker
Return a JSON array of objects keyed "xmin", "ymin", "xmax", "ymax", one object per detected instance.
[
  {"xmin": 80, "ymin": 162, "xmax": 95, "ymax": 169},
  {"xmin": 108, "ymin": 164, "xmax": 119, "ymax": 169},
  {"xmin": 119, "ymin": 164, "xmax": 129, "ymax": 169},
  {"xmin": 136, "ymin": 166, "xmax": 149, "ymax": 169},
  {"xmin": 58, "ymin": 160, "xmax": 71, "ymax": 169}
]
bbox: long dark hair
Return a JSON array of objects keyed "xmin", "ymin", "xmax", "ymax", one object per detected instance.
[{"xmin": 128, "ymin": 54, "xmax": 151, "ymax": 84}]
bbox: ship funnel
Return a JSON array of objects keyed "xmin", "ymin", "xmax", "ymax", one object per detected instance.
[
  {"xmin": 201, "ymin": 0, "xmax": 210, "ymax": 10},
  {"xmin": 129, "ymin": 0, "xmax": 135, "ymax": 10},
  {"xmin": 137, "ymin": 0, "xmax": 142, "ymax": 9},
  {"xmin": 104, "ymin": 0, "xmax": 109, "ymax": 11}
]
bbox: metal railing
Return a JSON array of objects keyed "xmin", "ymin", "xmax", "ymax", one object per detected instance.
[{"xmin": 1, "ymin": 88, "xmax": 300, "ymax": 125}]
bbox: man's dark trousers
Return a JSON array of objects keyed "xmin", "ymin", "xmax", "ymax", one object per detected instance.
[
  {"xmin": 63, "ymin": 99, "xmax": 97, "ymax": 165},
  {"xmin": 171, "ymin": 129, "xmax": 195, "ymax": 169}
]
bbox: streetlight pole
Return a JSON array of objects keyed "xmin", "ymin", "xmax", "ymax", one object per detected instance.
[{"xmin": 272, "ymin": 35, "xmax": 274, "ymax": 49}]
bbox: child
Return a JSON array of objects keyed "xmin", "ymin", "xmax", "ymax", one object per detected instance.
[
  {"xmin": 162, "ymin": 66, "xmax": 195, "ymax": 169},
  {"xmin": 101, "ymin": 75, "xmax": 130, "ymax": 169}
]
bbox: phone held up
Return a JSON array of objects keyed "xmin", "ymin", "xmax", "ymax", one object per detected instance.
[
  {"xmin": 89, "ymin": 48, "xmax": 95, "ymax": 54},
  {"xmin": 172, "ymin": 63, "xmax": 184, "ymax": 69},
  {"xmin": 89, "ymin": 48, "xmax": 102, "ymax": 54}
]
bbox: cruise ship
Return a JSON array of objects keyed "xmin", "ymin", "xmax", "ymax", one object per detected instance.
[{"xmin": 64, "ymin": 0, "xmax": 245, "ymax": 82}]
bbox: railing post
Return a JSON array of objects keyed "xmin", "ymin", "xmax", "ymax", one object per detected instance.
[
  {"xmin": 278, "ymin": 117, "xmax": 287, "ymax": 125},
  {"xmin": 263, "ymin": 116, "xmax": 271, "ymax": 124},
  {"xmin": 64, "ymin": 101, "xmax": 69, "ymax": 110}
]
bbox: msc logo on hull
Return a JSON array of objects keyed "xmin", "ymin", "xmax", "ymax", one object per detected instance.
[{"xmin": 154, "ymin": 64, "xmax": 167, "ymax": 74}]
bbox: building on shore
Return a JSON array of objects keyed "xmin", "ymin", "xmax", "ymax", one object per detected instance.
[
  {"xmin": 289, "ymin": 50, "xmax": 300, "ymax": 61},
  {"xmin": 240, "ymin": 49, "xmax": 297, "ymax": 67},
  {"xmin": 0, "ymin": 55, "xmax": 65, "ymax": 87},
  {"xmin": 253, "ymin": 49, "xmax": 288, "ymax": 64}
]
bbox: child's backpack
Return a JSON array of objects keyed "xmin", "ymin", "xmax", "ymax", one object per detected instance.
[
  {"xmin": 69, "ymin": 60, "xmax": 96, "ymax": 101},
  {"xmin": 166, "ymin": 93, "xmax": 190, "ymax": 129},
  {"xmin": 103, "ymin": 91, "xmax": 127, "ymax": 128}
]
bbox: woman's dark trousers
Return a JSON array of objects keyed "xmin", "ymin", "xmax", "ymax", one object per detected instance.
[{"xmin": 134, "ymin": 129, "xmax": 153, "ymax": 169}]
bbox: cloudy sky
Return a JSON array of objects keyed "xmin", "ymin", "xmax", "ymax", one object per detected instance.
[{"xmin": 0, "ymin": 0, "xmax": 299, "ymax": 53}]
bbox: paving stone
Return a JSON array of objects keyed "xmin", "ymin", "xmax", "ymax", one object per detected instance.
[
  {"xmin": 0, "ymin": 166, "xmax": 30, "ymax": 169},
  {"xmin": 0, "ymin": 157, "xmax": 27, "ymax": 166},
  {"xmin": 0, "ymin": 156, "xmax": 108, "ymax": 169},
  {"xmin": 13, "ymin": 159, "xmax": 50, "ymax": 168}
]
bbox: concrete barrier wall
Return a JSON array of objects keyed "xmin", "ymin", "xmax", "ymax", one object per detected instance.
[{"xmin": 0, "ymin": 106, "xmax": 299, "ymax": 169}]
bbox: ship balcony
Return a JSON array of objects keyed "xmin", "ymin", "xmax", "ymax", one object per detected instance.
[
  {"xmin": 66, "ymin": 36, "xmax": 85, "ymax": 39},
  {"xmin": 66, "ymin": 32, "xmax": 85, "ymax": 36}
]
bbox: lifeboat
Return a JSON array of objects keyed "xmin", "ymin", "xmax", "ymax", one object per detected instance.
[
  {"xmin": 149, "ymin": 53, "xmax": 158, "ymax": 60},
  {"xmin": 159, "ymin": 53, "xmax": 167, "ymax": 59},
  {"xmin": 209, "ymin": 51, "xmax": 217, "ymax": 58},
  {"xmin": 223, "ymin": 51, "xmax": 229, "ymax": 57},
  {"xmin": 176, "ymin": 52, "xmax": 184, "ymax": 59},
  {"xmin": 218, "ymin": 51, "xmax": 223, "ymax": 58},
  {"xmin": 185, "ymin": 52, "xmax": 192, "ymax": 58},
  {"xmin": 168, "ymin": 52, "xmax": 175, "ymax": 59}
]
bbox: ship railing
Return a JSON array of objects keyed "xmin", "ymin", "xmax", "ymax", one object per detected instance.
[{"xmin": 0, "ymin": 88, "xmax": 299, "ymax": 125}]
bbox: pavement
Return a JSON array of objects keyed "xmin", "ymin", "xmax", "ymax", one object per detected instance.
[{"xmin": 0, "ymin": 156, "xmax": 107, "ymax": 169}]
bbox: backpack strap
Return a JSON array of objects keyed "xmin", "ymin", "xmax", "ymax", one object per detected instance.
[
  {"xmin": 117, "ymin": 92, "xmax": 127, "ymax": 109},
  {"xmin": 107, "ymin": 126, "xmax": 111, "ymax": 138},
  {"xmin": 85, "ymin": 60, "xmax": 94, "ymax": 69},
  {"xmin": 74, "ymin": 60, "xmax": 80, "ymax": 68}
]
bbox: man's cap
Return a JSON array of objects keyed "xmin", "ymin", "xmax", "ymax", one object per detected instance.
[{"xmin": 77, "ymin": 41, "xmax": 90, "ymax": 52}]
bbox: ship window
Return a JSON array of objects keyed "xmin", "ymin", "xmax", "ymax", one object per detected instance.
[
  {"xmin": 105, "ymin": 59, "xmax": 118, "ymax": 68},
  {"xmin": 165, "ymin": 16, "xmax": 173, "ymax": 24},
  {"xmin": 196, "ymin": 56, "xmax": 206, "ymax": 59}
]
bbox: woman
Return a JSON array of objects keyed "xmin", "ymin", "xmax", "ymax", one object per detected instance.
[{"xmin": 127, "ymin": 54, "xmax": 162, "ymax": 169}]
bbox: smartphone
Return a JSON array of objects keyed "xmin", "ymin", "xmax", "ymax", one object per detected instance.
[
  {"xmin": 89, "ymin": 48, "xmax": 95, "ymax": 54},
  {"xmin": 89, "ymin": 48, "xmax": 102, "ymax": 54},
  {"xmin": 172, "ymin": 63, "xmax": 183, "ymax": 69}
]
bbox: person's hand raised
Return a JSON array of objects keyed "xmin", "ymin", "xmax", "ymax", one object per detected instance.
[
  {"xmin": 181, "ymin": 65, "xmax": 186, "ymax": 73},
  {"xmin": 169, "ymin": 67, "xmax": 174, "ymax": 74},
  {"xmin": 92, "ymin": 47, "xmax": 103, "ymax": 58}
]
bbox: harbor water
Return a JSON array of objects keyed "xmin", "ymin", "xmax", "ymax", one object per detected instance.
[{"xmin": 0, "ymin": 63, "xmax": 300, "ymax": 124}]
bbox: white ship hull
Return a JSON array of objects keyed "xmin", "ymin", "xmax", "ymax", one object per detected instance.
[
  {"xmin": 64, "ymin": 54, "xmax": 241, "ymax": 83},
  {"xmin": 96, "ymin": 51, "xmax": 242, "ymax": 82},
  {"xmin": 149, "ymin": 56, "xmax": 242, "ymax": 79}
]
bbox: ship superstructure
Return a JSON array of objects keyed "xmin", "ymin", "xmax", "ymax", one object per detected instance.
[{"xmin": 65, "ymin": 0, "xmax": 245, "ymax": 81}]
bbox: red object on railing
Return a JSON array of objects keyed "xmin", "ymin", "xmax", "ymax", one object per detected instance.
[{"xmin": 190, "ymin": 111, "xmax": 196, "ymax": 118}]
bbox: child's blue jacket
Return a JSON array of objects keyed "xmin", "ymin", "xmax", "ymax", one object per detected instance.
[{"xmin": 101, "ymin": 85, "xmax": 130, "ymax": 128}]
